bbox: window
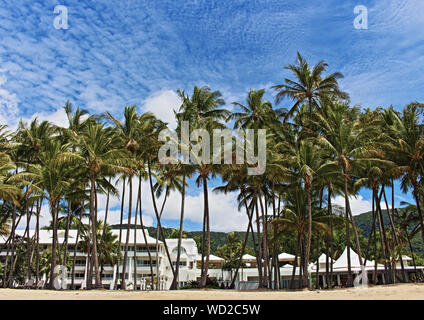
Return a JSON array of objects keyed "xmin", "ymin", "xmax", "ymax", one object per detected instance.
[
  {"xmin": 172, "ymin": 247, "xmax": 187, "ymax": 255},
  {"xmin": 136, "ymin": 259, "xmax": 157, "ymax": 266},
  {"xmin": 172, "ymin": 261, "xmax": 187, "ymax": 267},
  {"xmin": 136, "ymin": 246, "xmax": 158, "ymax": 252},
  {"xmin": 75, "ymin": 259, "xmax": 86, "ymax": 266}
]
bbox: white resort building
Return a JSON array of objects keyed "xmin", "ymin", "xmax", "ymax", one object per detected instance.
[
  {"xmin": 2, "ymin": 229, "xmax": 422, "ymax": 290},
  {"xmin": 0, "ymin": 228, "xmax": 304, "ymax": 290}
]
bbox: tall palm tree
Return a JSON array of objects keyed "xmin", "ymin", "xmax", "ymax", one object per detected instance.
[
  {"xmin": 272, "ymin": 52, "xmax": 348, "ymax": 123},
  {"xmin": 312, "ymin": 101, "xmax": 383, "ymax": 286},
  {"xmin": 277, "ymin": 135, "xmax": 338, "ymax": 287},
  {"xmin": 17, "ymin": 139, "xmax": 71, "ymax": 289},
  {"xmin": 175, "ymin": 86, "xmax": 230, "ymax": 288},
  {"xmin": 384, "ymin": 103, "xmax": 424, "ymax": 244},
  {"xmin": 228, "ymin": 89, "xmax": 278, "ymax": 129},
  {"xmin": 271, "ymin": 186, "xmax": 342, "ymax": 287},
  {"xmin": 62, "ymin": 123, "xmax": 126, "ymax": 289}
]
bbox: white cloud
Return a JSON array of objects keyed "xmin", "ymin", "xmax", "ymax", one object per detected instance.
[
  {"xmin": 142, "ymin": 90, "xmax": 181, "ymax": 130},
  {"xmin": 333, "ymin": 195, "xmax": 372, "ymax": 216},
  {"xmin": 20, "ymin": 108, "xmax": 70, "ymax": 129},
  {"xmin": 333, "ymin": 195, "xmax": 392, "ymax": 216},
  {"xmin": 0, "ymin": 69, "xmax": 19, "ymax": 127},
  {"xmin": 149, "ymin": 187, "xmax": 247, "ymax": 232},
  {"xmin": 17, "ymin": 204, "xmax": 52, "ymax": 230},
  {"xmin": 95, "ymin": 175, "xmax": 247, "ymax": 232}
]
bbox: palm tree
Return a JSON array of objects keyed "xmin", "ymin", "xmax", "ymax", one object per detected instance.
[
  {"xmin": 228, "ymin": 89, "xmax": 278, "ymax": 129},
  {"xmin": 311, "ymin": 101, "xmax": 383, "ymax": 286},
  {"xmin": 62, "ymin": 123, "xmax": 126, "ymax": 289},
  {"xmin": 17, "ymin": 139, "xmax": 71, "ymax": 289},
  {"xmin": 15, "ymin": 118, "xmax": 55, "ymax": 283},
  {"xmin": 175, "ymin": 86, "xmax": 230, "ymax": 288},
  {"xmin": 277, "ymin": 135, "xmax": 338, "ymax": 287},
  {"xmin": 153, "ymin": 164, "xmax": 187, "ymax": 290},
  {"xmin": 384, "ymin": 103, "xmax": 424, "ymax": 244},
  {"xmin": 0, "ymin": 153, "xmax": 20, "ymax": 204},
  {"xmin": 106, "ymin": 106, "xmax": 142, "ymax": 289},
  {"xmin": 272, "ymin": 52, "xmax": 348, "ymax": 123},
  {"xmin": 271, "ymin": 186, "xmax": 342, "ymax": 288}
]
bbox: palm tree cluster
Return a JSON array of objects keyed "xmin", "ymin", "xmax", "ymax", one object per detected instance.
[{"xmin": 1, "ymin": 52, "xmax": 424, "ymax": 290}]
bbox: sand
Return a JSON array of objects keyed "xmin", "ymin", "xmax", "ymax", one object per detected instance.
[{"xmin": 0, "ymin": 283, "xmax": 424, "ymax": 300}]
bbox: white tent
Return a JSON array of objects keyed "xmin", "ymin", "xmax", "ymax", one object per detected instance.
[
  {"xmin": 332, "ymin": 247, "xmax": 383, "ymax": 272},
  {"xmin": 209, "ymin": 254, "xmax": 225, "ymax": 261},
  {"xmin": 241, "ymin": 254, "xmax": 256, "ymax": 261},
  {"xmin": 317, "ymin": 253, "xmax": 334, "ymax": 264},
  {"xmin": 278, "ymin": 252, "xmax": 296, "ymax": 262},
  {"xmin": 196, "ymin": 254, "xmax": 225, "ymax": 262}
]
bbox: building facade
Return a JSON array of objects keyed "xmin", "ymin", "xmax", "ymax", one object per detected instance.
[{"xmin": 0, "ymin": 228, "xmax": 303, "ymax": 290}]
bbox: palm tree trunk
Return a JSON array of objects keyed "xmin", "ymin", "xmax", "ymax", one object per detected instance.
[
  {"xmin": 315, "ymin": 237, "xmax": 320, "ymax": 289},
  {"xmin": 406, "ymin": 228, "xmax": 418, "ymax": 281},
  {"xmin": 36, "ymin": 198, "xmax": 41, "ymax": 284},
  {"xmin": 258, "ymin": 192, "xmax": 269, "ymax": 288},
  {"xmin": 199, "ymin": 205, "xmax": 206, "ymax": 288},
  {"xmin": 122, "ymin": 176, "xmax": 133, "ymax": 290},
  {"xmin": 200, "ymin": 175, "xmax": 211, "ymax": 288},
  {"xmin": 412, "ymin": 182, "xmax": 424, "ymax": 244},
  {"xmin": 86, "ymin": 206, "xmax": 93, "ymax": 289},
  {"xmin": 325, "ymin": 187, "xmax": 332, "ymax": 289},
  {"xmin": 383, "ymin": 187, "xmax": 405, "ymax": 282},
  {"xmin": 49, "ymin": 200, "xmax": 58, "ymax": 289},
  {"xmin": 133, "ymin": 182, "xmax": 138, "ymax": 291},
  {"xmin": 114, "ymin": 177, "xmax": 125, "ymax": 290},
  {"xmin": 26, "ymin": 200, "xmax": 32, "ymax": 281},
  {"xmin": 304, "ymin": 182, "xmax": 312, "ymax": 289},
  {"xmin": 155, "ymin": 187, "xmax": 169, "ymax": 290},
  {"xmin": 99, "ymin": 177, "xmax": 111, "ymax": 274},
  {"xmin": 273, "ymin": 194, "xmax": 280, "ymax": 290},
  {"xmin": 147, "ymin": 161, "xmax": 175, "ymax": 287},
  {"xmin": 63, "ymin": 200, "xmax": 71, "ymax": 267},
  {"xmin": 254, "ymin": 195, "xmax": 264, "ymax": 288},
  {"xmin": 89, "ymin": 177, "xmax": 102, "ymax": 289},
  {"xmin": 343, "ymin": 176, "xmax": 353, "ymax": 287},
  {"xmin": 364, "ymin": 188, "xmax": 378, "ymax": 285},
  {"xmin": 230, "ymin": 188, "xmax": 254, "ymax": 288},
  {"xmin": 71, "ymin": 202, "xmax": 83, "ymax": 289},
  {"xmin": 375, "ymin": 187, "xmax": 391, "ymax": 283},
  {"xmin": 136, "ymin": 174, "xmax": 155, "ymax": 288},
  {"xmin": 170, "ymin": 175, "xmax": 186, "ymax": 290},
  {"xmin": 290, "ymin": 242, "xmax": 299, "ymax": 290},
  {"xmin": 5, "ymin": 202, "xmax": 18, "ymax": 288}
]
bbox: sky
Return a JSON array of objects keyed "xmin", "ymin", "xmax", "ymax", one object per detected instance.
[{"xmin": 1, "ymin": 0, "xmax": 423, "ymax": 232}]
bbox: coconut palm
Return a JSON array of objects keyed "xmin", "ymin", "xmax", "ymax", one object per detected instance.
[
  {"xmin": 271, "ymin": 186, "xmax": 342, "ymax": 287},
  {"xmin": 277, "ymin": 135, "xmax": 338, "ymax": 287},
  {"xmin": 15, "ymin": 138, "xmax": 71, "ymax": 288},
  {"xmin": 272, "ymin": 52, "xmax": 348, "ymax": 123},
  {"xmin": 228, "ymin": 89, "xmax": 278, "ymax": 129},
  {"xmin": 61, "ymin": 122, "xmax": 127, "ymax": 289},
  {"xmin": 383, "ymin": 103, "xmax": 424, "ymax": 244},
  {"xmin": 175, "ymin": 86, "xmax": 230, "ymax": 288},
  {"xmin": 311, "ymin": 101, "xmax": 385, "ymax": 286}
]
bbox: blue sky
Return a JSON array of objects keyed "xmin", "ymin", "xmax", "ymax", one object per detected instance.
[{"xmin": 1, "ymin": 0, "xmax": 423, "ymax": 231}]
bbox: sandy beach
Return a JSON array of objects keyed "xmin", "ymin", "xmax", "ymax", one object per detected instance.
[{"xmin": 0, "ymin": 283, "xmax": 424, "ymax": 300}]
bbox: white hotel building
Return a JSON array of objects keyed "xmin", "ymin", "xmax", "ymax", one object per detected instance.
[{"xmin": 0, "ymin": 228, "xmax": 303, "ymax": 289}]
